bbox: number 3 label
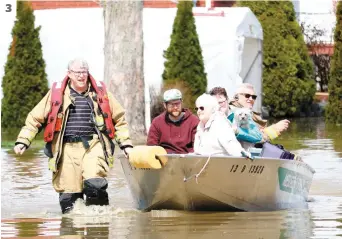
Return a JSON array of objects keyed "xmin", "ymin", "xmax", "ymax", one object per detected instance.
[{"xmin": 5, "ymin": 4, "xmax": 12, "ymax": 12}]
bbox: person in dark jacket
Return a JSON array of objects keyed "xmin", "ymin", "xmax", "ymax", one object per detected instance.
[{"xmin": 147, "ymin": 89, "xmax": 199, "ymax": 154}]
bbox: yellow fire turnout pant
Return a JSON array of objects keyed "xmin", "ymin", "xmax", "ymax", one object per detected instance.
[{"xmin": 52, "ymin": 137, "xmax": 109, "ymax": 193}]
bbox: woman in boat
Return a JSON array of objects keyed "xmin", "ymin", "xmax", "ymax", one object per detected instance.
[{"xmin": 193, "ymin": 93, "xmax": 251, "ymax": 157}]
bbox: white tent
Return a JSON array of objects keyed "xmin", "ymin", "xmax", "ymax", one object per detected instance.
[
  {"xmin": 1, "ymin": 6, "xmax": 263, "ymax": 131},
  {"xmin": 144, "ymin": 7, "xmax": 263, "ymax": 116}
]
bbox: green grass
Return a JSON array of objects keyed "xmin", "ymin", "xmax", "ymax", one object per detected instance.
[
  {"xmin": 1, "ymin": 139, "xmax": 45, "ymax": 149},
  {"xmin": 1, "ymin": 129, "xmax": 45, "ymax": 149}
]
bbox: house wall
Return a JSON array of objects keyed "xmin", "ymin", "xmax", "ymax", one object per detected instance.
[{"xmin": 28, "ymin": 0, "xmax": 334, "ymax": 56}]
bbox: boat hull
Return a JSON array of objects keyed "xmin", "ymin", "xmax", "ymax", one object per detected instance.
[{"xmin": 119, "ymin": 154, "xmax": 315, "ymax": 212}]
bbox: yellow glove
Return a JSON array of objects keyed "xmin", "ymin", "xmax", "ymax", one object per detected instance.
[{"xmin": 128, "ymin": 145, "xmax": 168, "ymax": 169}]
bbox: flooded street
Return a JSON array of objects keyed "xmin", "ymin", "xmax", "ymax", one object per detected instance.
[{"xmin": 1, "ymin": 117, "xmax": 341, "ymax": 238}]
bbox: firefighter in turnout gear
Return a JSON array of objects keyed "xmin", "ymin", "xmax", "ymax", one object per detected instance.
[{"xmin": 14, "ymin": 59, "xmax": 134, "ymax": 214}]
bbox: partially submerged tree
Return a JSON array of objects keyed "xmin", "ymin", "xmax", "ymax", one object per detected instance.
[
  {"xmin": 1, "ymin": 1, "xmax": 48, "ymax": 130},
  {"xmin": 162, "ymin": 0, "xmax": 207, "ymax": 105},
  {"xmin": 238, "ymin": 1, "xmax": 316, "ymax": 117},
  {"xmin": 325, "ymin": 1, "xmax": 342, "ymax": 124},
  {"xmin": 103, "ymin": 0, "xmax": 146, "ymax": 140}
]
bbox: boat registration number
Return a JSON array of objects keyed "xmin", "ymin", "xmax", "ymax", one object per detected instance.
[{"xmin": 230, "ymin": 164, "xmax": 265, "ymax": 174}]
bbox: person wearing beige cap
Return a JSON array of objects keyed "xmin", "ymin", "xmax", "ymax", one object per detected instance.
[{"xmin": 147, "ymin": 89, "xmax": 199, "ymax": 154}]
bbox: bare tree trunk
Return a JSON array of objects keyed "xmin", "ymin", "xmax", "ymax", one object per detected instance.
[{"xmin": 103, "ymin": 1, "xmax": 146, "ymax": 142}]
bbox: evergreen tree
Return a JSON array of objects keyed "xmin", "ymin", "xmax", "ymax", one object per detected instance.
[
  {"xmin": 238, "ymin": 1, "xmax": 315, "ymax": 117},
  {"xmin": 1, "ymin": 1, "xmax": 48, "ymax": 130},
  {"xmin": 325, "ymin": 1, "xmax": 342, "ymax": 124},
  {"xmin": 162, "ymin": 0, "xmax": 207, "ymax": 104}
]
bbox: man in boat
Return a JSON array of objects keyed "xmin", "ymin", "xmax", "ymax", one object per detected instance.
[
  {"xmin": 229, "ymin": 83, "xmax": 290, "ymax": 141},
  {"xmin": 147, "ymin": 89, "xmax": 199, "ymax": 154},
  {"xmin": 13, "ymin": 58, "xmax": 134, "ymax": 214},
  {"xmin": 209, "ymin": 87, "xmax": 263, "ymax": 148}
]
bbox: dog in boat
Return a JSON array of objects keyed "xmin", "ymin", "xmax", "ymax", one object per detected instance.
[
  {"xmin": 234, "ymin": 108, "xmax": 251, "ymax": 129},
  {"xmin": 233, "ymin": 108, "xmax": 255, "ymax": 150}
]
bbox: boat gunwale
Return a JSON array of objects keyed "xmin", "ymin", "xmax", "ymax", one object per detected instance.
[{"xmin": 151, "ymin": 153, "xmax": 316, "ymax": 174}]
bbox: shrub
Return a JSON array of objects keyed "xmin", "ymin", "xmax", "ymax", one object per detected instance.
[
  {"xmin": 238, "ymin": 1, "xmax": 316, "ymax": 117},
  {"xmin": 325, "ymin": 1, "xmax": 342, "ymax": 124},
  {"xmin": 1, "ymin": 1, "xmax": 48, "ymax": 130},
  {"xmin": 162, "ymin": 0, "xmax": 207, "ymax": 106}
]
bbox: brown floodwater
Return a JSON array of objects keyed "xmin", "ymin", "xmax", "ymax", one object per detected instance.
[{"xmin": 1, "ymin": 117, "xmax": 341, "ymax": 238}]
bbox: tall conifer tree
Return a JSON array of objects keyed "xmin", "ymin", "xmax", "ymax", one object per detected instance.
[
  {"xmin": 326, "ymin": 1, "xmax": 342, "ymax": 124},
  {"xmin": 2, "ymin": 1, "xmax": 48, "ymax": 129},
  {"xmin": 162, "ymin": 0, "xmax": 207, "ymax": 104}
]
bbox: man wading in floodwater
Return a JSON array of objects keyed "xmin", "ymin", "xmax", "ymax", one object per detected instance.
[{"xmin": 14, "ymin": 58, "xmax": 134, "ymax": 214}]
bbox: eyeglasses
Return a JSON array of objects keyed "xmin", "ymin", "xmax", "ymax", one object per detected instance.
[
  {"xmin": 240, "ymin": 93, "xmax": 257, "ymax": 100},
  {"xmin": 218, "ymin": 99, "xmax": 227, "ymax": 105},
  {"xmin": 195, "ymin": 106, "xmax": 204, "ymax": 111},
  {"xmin": 167, "ymin": 101, "xmax": 181, "ymax": 108},
  {"xmin": 70, "ymin": 70, "xmax": 88, "ymax": 76}
]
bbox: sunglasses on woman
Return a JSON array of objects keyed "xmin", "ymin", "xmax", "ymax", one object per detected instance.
[
  {"xmin": 240, "ymin": 93, "xmax": 257, "ymax": 100},
  {"xmin": 195, "ymin": 106, "xmax": 204, "ymax": 111}
]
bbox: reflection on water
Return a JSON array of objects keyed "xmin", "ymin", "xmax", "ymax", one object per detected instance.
[
  {"xmin": 2, "ymin": 209, "xmax": 317, "ymax": 239},
  {"xmin": 1, "ymin": 118, "xmax": 342, "ymax": 238}
]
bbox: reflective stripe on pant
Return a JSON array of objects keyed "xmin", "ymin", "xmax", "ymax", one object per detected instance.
[{"xmin": 52, "ymin": 138, "xmax": 109, "ymax": 193}]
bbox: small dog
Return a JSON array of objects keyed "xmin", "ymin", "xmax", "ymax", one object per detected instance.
[
  {"xmin": 233, "ymin": 108, "xmax": 255, "ymax": 151},
  {"xmin": 233, "ymin": 108, "xmax": 252, "ymax": 129}
]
